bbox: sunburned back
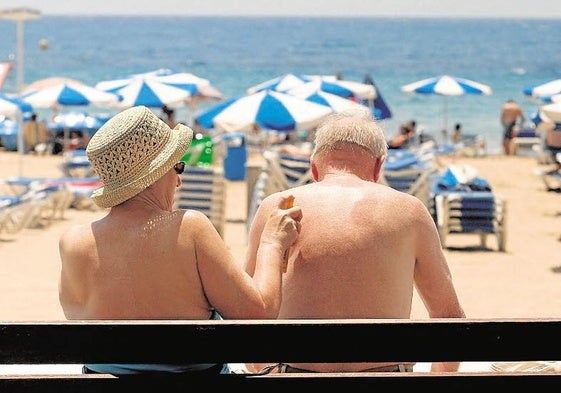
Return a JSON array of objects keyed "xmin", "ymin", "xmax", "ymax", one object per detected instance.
[
  {"xmin": 59, "ymin": 210, "xmax": 212, "ymax": 320},
  {"xmin": 277, "ymin": 178, "xmax": 421, "ymax": 319}
]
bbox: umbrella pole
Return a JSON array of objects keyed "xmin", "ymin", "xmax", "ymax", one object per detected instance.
[
  {"xmin": 16, "ymin": 110, "xmax": 24, "ymax": 176},
  {"xmin": 64, "ymin": 127, "xmax": 69, "ymax": 153},
  {"xmin": 442, "ymin": 96, "xmax": 448, "ymax": 144}
]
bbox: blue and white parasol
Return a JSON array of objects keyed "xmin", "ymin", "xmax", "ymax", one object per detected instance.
[
  {"xmin": 20, "ymin": 82, "xmax": 120, "ymax": 109},
  {"xmin": 401, "ymin": 75, "xmax": 492, "ymax": 132},
  {"xmin": 195, "ymin": 90, "xmax": 332, "ymax": 133}
]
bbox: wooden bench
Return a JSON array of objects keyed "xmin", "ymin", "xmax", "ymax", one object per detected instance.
[{"xmin": 1, "ymin": 319, "xmax": 561, "ymax": 392}]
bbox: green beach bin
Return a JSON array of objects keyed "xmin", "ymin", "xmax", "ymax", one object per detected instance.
[{"xmin": 181, "ymin": 133, "xmax": 214, "ymax": 167}]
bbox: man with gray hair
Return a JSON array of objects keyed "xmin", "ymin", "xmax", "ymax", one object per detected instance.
[{"xmin": 244, "ymin": 109, "xmax": 465, "ymax": 374}]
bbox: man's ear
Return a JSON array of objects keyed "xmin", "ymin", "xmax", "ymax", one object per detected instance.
[
  {"xmin": 373, "ymin": 155, "xmax": 386, "ymax": 183},
  {"xmin": 311, "ymin": 161, "xmax": 319, "ymax": 181}
]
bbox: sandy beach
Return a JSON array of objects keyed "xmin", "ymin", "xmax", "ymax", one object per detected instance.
[{"xmin": 0, "ymin": 149, "xmax": 560, "ymax": 321}]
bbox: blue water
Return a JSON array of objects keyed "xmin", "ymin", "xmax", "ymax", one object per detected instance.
[{"xmin": 1, "ymin": 16, "xmax": 561, "ymax": 153}]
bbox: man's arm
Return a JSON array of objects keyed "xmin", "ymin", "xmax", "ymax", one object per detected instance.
[{"xmin": 411, "ymin": 202, "xmax": 466, "ymax": 372}]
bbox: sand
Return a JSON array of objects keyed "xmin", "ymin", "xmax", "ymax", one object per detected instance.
[{"xmin": 0, "ymin": 149, "xmax": 560, "ymax": 321}]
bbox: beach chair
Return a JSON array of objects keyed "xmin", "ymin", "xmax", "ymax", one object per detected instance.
[
  {"xmin": 246, "ymin": 170, "xmax": 279, "ymax": 230},
  {"xmin": 174, "ymin": 166, "xmax": 226, "ymax": 238},
  {"xmin": 245, "ymin": 146, "xmax": 312, "ymax": 227},
  {"xmin": 0, "ymin": 195, "xmax": 37, "ymax": 236},
  {"xmin": 61, "ymin": 177, "xmax": 103, "ymax": 210},
  {"xmin": 512, "ymin": 128, "xmax": 542, "ymax": 156},
  {"xmin": 245, "ymin": 148, "xmax": 313, "ymax": 229},
  {"xmin": 0, "ymin": 179, "xmax": 56, "ymax": 234},
  {"xmin": 380, "ymin": 148, "xmax": 435, "ymax": 207},
  {"xmin": 60, "ymin": 150, "xmax": 96, "ymax": 178},
  {"xmin": 4, "ymin": 177, "xmax": 75, "ymax": 226},
  {"xmin": 262, "ymin": 149, "xmax": 313, "ymax": 193},
  {"xmin": 430, "ymin": 165, "xmax": 507, "ymax": 251},
  {"xmin": 539, "ymin": 150, "xmax": 561, "ymax": 192}
]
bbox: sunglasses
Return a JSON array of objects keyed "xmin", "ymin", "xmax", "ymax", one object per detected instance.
[{"xmin": 174, "ymin": 162, "xmax": 186, "ymax": 175}]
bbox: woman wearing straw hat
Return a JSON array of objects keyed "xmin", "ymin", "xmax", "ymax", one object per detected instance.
[{"xmin": 58, "ymin": 106, "xmax": 302, "ymax": 375}]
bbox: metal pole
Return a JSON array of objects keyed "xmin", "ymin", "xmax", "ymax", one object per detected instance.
[
  {"xmin": 16, "ymin": 19, "xmax": 24, "ymax": 92},
  {"xmin": 0, "ymin": 8, "xmax": 41, "ymax": 176},
  {"xmin": 16, "ymin": 109, "xmax": 24, "ymax": 176},
  {"xmin": 0, "ymin": 8, "xmax": 41, "ymax": 92}
]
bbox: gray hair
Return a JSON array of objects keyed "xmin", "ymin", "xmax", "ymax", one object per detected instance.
[{"xmin": 312, "ymin": 109, "xmax": 388, "ymax": 158}]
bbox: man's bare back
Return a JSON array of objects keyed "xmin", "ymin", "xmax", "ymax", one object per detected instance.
[
  {"xmin": 244, "ymin": 110, "xmax": 465, "ymax": 373},
  {"xmin": 501, "ymin": 100, "xmax": 524, "ymax": 125}
]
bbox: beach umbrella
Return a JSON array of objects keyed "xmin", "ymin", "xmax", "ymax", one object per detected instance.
[
  {"xmin": 195, "ymin": 90, "xmax": 332, "ymax": 133},
  {"xmin": 20, "ymin": 82, "xmax": 120, "ymax": 109},
  {"xmin": 105, "ymin": 78, "xmax": 192, "ymax": 109},
  {"xmin": 153, "ymin": 72, "xmax": 224, "ymax": 102},
  {"xmin": 48, "ymin": 111, "xmax": 108, "ymax": 136},
  {"xmin": 0, "ymin": 93, "xmax": 34, "ymax": 174},
  {"xmin": 523, "ymin": 79, "xmax": 561, "ymax": 103},
  {"xmin": 286, "ymin": 78, "xmax": 376, "ymax": 101},
  {"xmin": 528, "ymin": 93, "xmax": 561, "ymax": 104},
  {"xmin": 22, "ymin": 76, "xmax": 85, "ymax": 94},
  {"xmin": 290, "ymin": 89, "xmax": 371, "ymax": 114},
  {"xmin": 248, "ymin": 73, "xmax": 376, "ymax": 102},
  {"xmin": 363, "ymin": 73, "xmax": 392, "ymax": 120},
  {"xmin": 246, "ymin": 73, "xmax": 314, "ymax": 95},
  {"xmin": 401, "ymin": 74, "xmax": 492, "ymax": 132},
  {"xmin": 540, "ymin": 102, "xmax": 561, "ymax": 124},
  {"xmin": 96, "ymin": 69, "xmax": 223, "ymax": 103},
  {"xmin": 0, "ymin": 93, "xmax": 33, "ymax": 118},
  {"xmin": 20, "ymin": 82, "xmax": 120, "ymax": 153}
]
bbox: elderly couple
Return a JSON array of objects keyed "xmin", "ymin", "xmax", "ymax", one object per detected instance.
[{"xmin": 58, "ymin": 106, "xmax": 464, "ymax": 375}]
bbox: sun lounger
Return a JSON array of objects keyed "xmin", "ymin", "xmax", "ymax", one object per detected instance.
[
  {"xmin": 0, "ymin": 195, "xmax": 37, "ymax": 236},
  {"xmin": 380, "ymin": 148, "xmax": 436, "ymax": 207},
  {"xmin": 245, "ymin": 148, "xmax": 313, "ymax": 228},
  {"xmin": 175, "ymin": 166, "xmax": 226, "ymax": 237},
  {"xmin": 4, "ymin": 177, "xmax": 75, "ymax": 225},
  {"xmin": 246, "ymin": 170, "xmax": 278, "ymax": 230},
  {"xmin": 61, "ymin": 177, "xmax": 103, "ymax": 210},
  {"xmin": 512, "ymin": 128, "xmax": 542, "ymax": 155},
  {"xmin": 540, "ymin": 152, "xmax": 561, "ymax": 192},
  {"xmin": 262, "ymin": 149, "xmax": 313, "ymax": 193},
  {"xmin": 0, "ymin": 182, "xmax": 58, "ymax": 234},
  {"xmin": 430, "ymin": 165, "xmax": 507, "ymax": 251},
  {"xmin": 60, "ymin": 150, "xmax": 96, "ymax": 178},
  {"xmin": 542, "ymin": 170, "xmax": 561, "ymax": 192}
]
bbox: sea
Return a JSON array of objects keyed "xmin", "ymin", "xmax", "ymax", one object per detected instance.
[{"xmin": 2, "ymin": 16, "xmax": 561, "ymax": 154}]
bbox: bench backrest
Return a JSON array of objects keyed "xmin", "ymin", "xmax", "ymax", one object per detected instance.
[
  {"xmin": 1, "ymin": 319, "xmax": 561, "ymax": 392},
  {"xmin": 1, "ymin": 318, "xmax": 561, "ymax": 364}
]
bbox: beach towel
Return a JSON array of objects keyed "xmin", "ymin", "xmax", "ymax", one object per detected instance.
[{"xmin": 436, "ymin": 164, "xmax": 492, "ymax": 192}]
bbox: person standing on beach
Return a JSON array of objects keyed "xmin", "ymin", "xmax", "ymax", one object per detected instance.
[
  {"xmin": 452, "ymin": 122, "xmax": 463, "ymax": 144},
  {"xmin": 58, "ymin": 106, "xmax": 302, "ymax": 375},
  {"xmin": 244, "ymin": 109, "xmax": 465, "ymax": 374},
  {"xmin": 22, "ymin": 113, "xmax": 49, "ymax": 154},
  {"xmin": 501, "ymin": 99, "xmax": 525, "ymax": 155}
]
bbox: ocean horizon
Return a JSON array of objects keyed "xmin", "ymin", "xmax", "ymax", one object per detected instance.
[{"xmin": 1, "ymin": 16, "xmax": 561, "ymax": 153}]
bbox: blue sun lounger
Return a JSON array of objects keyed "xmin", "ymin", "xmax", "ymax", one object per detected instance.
[
  {"xmin": 60, "ymin": 150, "xmax": 96, "ymax": 178},
  {"xmin": 381, "ymin": 148, "xmax": 436, "ymax": 207},
  {"xmin": 430, "ymin": 165, "xmax": 507, "ymax": 251},
  {"xmin": 175, "ymin": 166, "xmax": 226, "ymax": 237}
]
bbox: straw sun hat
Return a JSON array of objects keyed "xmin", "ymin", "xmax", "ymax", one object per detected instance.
[{"xmin": 86, "ymin": 106, "xmax": 193, "ymax": 208}]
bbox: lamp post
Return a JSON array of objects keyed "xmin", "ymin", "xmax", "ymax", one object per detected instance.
[
  {"xmin": 0, "ymin": 7, "xmax": 41, "ymax": 93},
  {"xmin": 0, "ymin": 7, "xmax": 41, "ymax": 176}
]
